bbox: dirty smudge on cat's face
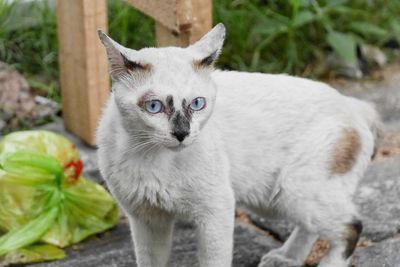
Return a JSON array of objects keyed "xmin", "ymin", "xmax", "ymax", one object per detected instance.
[{"xmin": 135, "ymin": 89, "xmax": 210, "ymax": 150}]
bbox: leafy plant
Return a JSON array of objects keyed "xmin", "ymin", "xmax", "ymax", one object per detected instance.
[
  {"xmin": 0, "ymin": 0, "xmax": 58, "ymax": 99},
  {"xmin": 214, "ymin": 0, "xmax": 400, "ymax": 75},
  {"xmin": 108, "ymin": 0, "xmax": 155, "ymax": 49}
]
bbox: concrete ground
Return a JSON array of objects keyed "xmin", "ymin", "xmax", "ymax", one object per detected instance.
[{"xmin": 31, "ymin": 66, "xmax": 400, "ymax": 267}]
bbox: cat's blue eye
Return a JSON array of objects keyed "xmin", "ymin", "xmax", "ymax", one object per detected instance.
[
  {"xmin": 190, "ymin": 97, "xmax": 206, "ymax": 111},
  {"xmin": 145, "ymin": 100, "xmax": 163, "ymax": 114}
]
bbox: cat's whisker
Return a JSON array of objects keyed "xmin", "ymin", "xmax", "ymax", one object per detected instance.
[
  {"xmin": 142, "ymin": 142, "xmax": 161, "ymax": 157},
  {"xmin": 124, "ymin": 140, "xmax": 156, "ymax": 154},
  {"xmin": 131, "ymin": 135, "xmax": 166, "ymax": 145}
]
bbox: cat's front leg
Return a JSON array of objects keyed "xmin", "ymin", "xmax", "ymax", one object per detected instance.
[
  {"xmin": 195, "ymin": 189, "xmax": 235, "ymax": 267},
  {"xmin": 128, "ymin": 212, "xmax": 174, "ymax": 267}
]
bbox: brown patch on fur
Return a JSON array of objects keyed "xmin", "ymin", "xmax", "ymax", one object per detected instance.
[
  {"xmin": 121, "ymin": 52, "xmax": 152, "ymax": 73},
  {"xmin": 193, "ymin": 59, "xmax": 209, "ymax": 70},
  {"xmin": 127, "ymin": 61, "xmax": 152, "ymax": 72},
  {"xmin": 304, "ymin": 236, "xmax": 370, "ymax": 266},
  {"xmin": 330, "ymin": 128, "xmax": 361, "ymax": 174},
  {"xmin": 138, "ymin": 62, "xmax": 152, "ymax": 72},
  {"xmin": 304, "ymin": 239, "xmax": 330, "ymax": 267},
  {"xmin": 193, "ymin": 51, "xmax": 218, "ymax": 70}
]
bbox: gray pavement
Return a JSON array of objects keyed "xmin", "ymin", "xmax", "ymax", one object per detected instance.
[{"xmin": 31, "ymin": 68, "xmax": 400, "ymax": 266}]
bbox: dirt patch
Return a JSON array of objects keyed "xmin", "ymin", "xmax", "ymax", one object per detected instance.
[
  {"xmin": 373, "ymin": 131, "xmax": 400, "ymax": 161},
  {"xmin": 235, "ymin": 209, "xmax": 278, "ymax": 239}
]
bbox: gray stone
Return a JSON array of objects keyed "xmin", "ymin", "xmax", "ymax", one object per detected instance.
[
  {"xmin": 356, "ymin": 157, "xmax": 400, "ymax": 241},
  {"xmin": 247, "ymin": 214, "xmax": 294, "ymax": 242},
  {"xmin": 31, "ymin": 221, "xmax": 280, "ymax": 267},
  {"xmin": 353, "ymin": 237, "xmax": 400, "ymax": 267},
  {"xmin": 231, "ymin": 223, "xmax": 280, "ymax": 267}
]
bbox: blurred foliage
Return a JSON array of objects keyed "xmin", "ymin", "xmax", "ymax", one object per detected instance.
[
  {"xmin": 0, "ymin": 0, "xmax": 59, "ymax": 100},
  {"xmin": 0, "ymin": 0, "xmax": 399, "ymax": 102},
  {"xmin": 107, "ymin": 0, "xmax": 155, "ymax": 49},
  {"xmin": 0, "ymin": 0, "xmax": 154, "ymax": 102},
  {"xmin": 214, "ymin": 0, "xmax": 400, "ymax": 74}
]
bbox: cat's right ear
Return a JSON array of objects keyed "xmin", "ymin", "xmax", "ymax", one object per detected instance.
[
  {"xmin": 188, "ymin": 23, "xmax": 226, "ymax": 69},
  {"xmin": 98, "ymin": 30, "xmax": 150, "ymax": 80}
]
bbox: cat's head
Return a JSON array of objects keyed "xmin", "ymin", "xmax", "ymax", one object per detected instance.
[{"xmin": 98, "ymin": 24, "xmax": 225, "ymax": 150}]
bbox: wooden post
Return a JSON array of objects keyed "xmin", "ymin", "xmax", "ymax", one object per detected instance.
[
  {"xmin": 125, "ymin": 0, "xmax": 212, "ymax": 47},
  {"xmin": 57, "ymin": 0, "xmax": 211, "ymax": 145},
  {"xmin": 57, "ymin": 0, "xmax": 109, "ymax": 145}
]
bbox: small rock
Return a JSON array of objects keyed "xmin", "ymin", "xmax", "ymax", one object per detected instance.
[
  {"xmin": 360, "ymin": 44, "xmax": 387, "ymax": 68},
  {"xmin": 0, "ymin": 62, "xmax": 59, "ymax": 133},
  {"xmin": 34, "ymin": 96, "xmax": 60, "ymax": 118},
  {"xmin": 326, "ymin": 51, "xmax": 363, "ymax": 79},
  {"xmin": 247, "ymin": 213, "xmax": 294, "ymax": 242},
  {"xmin": 0, "ymin": 62, "xmax": 36, "ymax": 125},
  {"xmin": 232, "ymin": 223, "xmax": 280, "ymax": 267}
]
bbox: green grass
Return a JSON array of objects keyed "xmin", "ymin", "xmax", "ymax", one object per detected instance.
[
  {"xmin": 0, "ymin": 0, "xmax": 399, "ymax": 103},
  {"xmin": 214, "ymin": 0, "xmax": 400, "ymax": 74}
]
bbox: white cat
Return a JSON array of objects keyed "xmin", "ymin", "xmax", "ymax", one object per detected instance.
[{"xmin": 97, "ymin": 24, "xmax": 379, "ymax": 267}]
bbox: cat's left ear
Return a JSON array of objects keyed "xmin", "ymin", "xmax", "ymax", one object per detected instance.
[
  {"xmin": 98, "ymin": 30, "xmax": 150, "ymax": 80},
  {"xmin": 188, "ymin": 23, "xmax": 226, "ymax": 68}
]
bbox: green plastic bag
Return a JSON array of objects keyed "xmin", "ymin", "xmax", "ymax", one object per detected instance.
[{"xmin": 0, "ymin": 130, "xmax": 119, "ymax": 265}]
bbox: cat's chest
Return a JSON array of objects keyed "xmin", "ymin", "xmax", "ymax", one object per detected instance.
[
  {"xmin": 109, "ymin": 154, "xmax": 191, "ymax": 213},
  {"xmin": 102, "ymin": 139, "xmax": 224, "ymax": 215}
]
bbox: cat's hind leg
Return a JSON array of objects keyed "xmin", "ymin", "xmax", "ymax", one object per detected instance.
[
  {"xmin": 259, "ymin": 181, "xmax": 362, "ymax": 267},
  {"xmin": 316, "ymin": 217, "xmax": 362, "ymax": 267},
  {"xmin": 258, "ymin": 225, "xmax": 318, "ymax": 267}
]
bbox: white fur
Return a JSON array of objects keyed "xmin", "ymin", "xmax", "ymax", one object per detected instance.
[{"xmin": 97, "ymin": 24, "xmax": 378, "ymax": 267}]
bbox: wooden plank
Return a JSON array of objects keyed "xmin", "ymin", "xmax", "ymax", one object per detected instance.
[
  {"xmin": 126, "ymin": 0, "xmax": 211, "ymax": 47},
  {"xmin": 155, "ymin": 22, "xmax": 189, "ymax": 47},
  {"xmin": 190, "ymin": 0, "xmax": 212, "ymax": 43},
  {"xmin": 124, "ymin": 0, "xmax": 190, "ymax": 32},
  {"xmin": 154, "ymin": 0, "xmax": 212, "ymax": 47},
  {"xmin": 57, "ymin": 0, "xmax": 109, "ymax": 145}
]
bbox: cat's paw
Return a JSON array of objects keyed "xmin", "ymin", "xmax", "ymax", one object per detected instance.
[{"xmin": 258, "ymin": 253, "xmax": 302, "ymax": 267}]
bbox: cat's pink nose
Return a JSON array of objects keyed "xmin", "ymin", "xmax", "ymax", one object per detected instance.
[{"xmin": 172, "ymin": 131, "xmax": 189, "ymax": 142}]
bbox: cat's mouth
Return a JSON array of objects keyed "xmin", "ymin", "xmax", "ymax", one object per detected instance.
[
  {"xmin": 163, "ymin": 138, "xmax": 193, "ymax": 151},
  {"xmin": 168, "ymin": 144, "xmax": 186, "ymax": 151}
]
